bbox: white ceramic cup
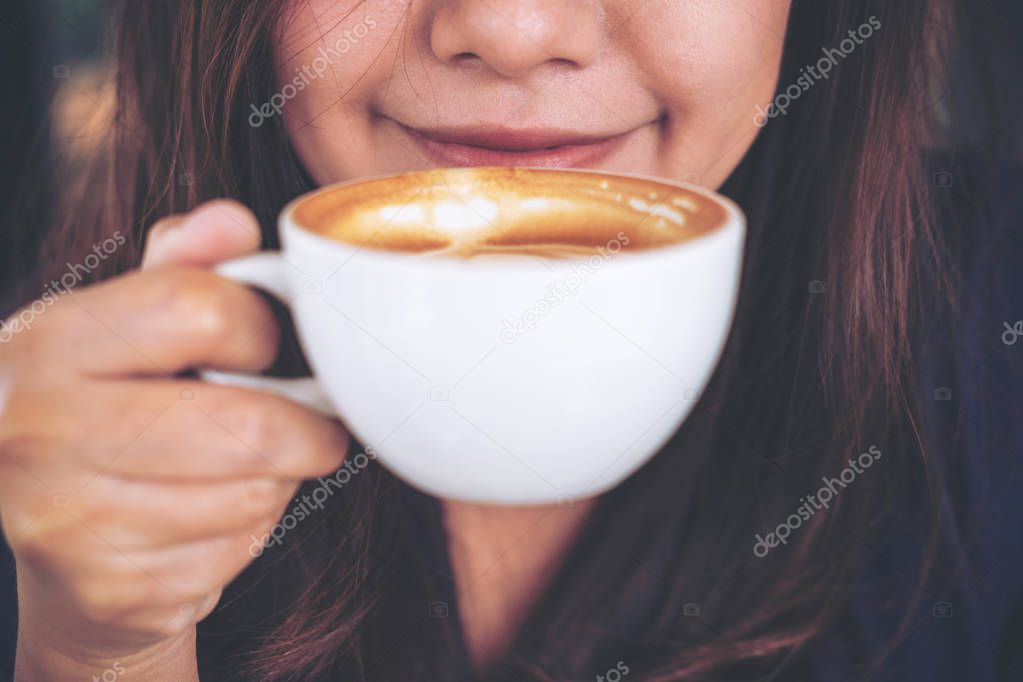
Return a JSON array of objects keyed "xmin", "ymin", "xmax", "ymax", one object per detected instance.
[{"xmin": 204, "ymin": 168, "xmax": 745, "ymax": 505}]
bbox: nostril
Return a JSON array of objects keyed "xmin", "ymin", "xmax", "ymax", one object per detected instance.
[
  {"xmin": 430, "ymin": 0, "xmax": 601, "ymax": 77},
  {"xmin": 549, "ymin": 57, "xmax": 580, "ymax": 70}
]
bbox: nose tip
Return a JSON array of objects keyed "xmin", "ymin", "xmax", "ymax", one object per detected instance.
[{"xmin": 430, "ymin": 1, "xmax": 601, "ymax": 78}]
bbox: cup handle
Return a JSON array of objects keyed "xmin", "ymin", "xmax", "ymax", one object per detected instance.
[{"xmin": 200, "ymin": 253, "xmax": 335, "ymax": 417}]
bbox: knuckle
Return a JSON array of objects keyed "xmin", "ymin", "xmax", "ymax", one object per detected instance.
[
  {"xmin": 304, "ymin": 442, "xmax": 348, "ymax": 479},
  {"xmin": 281, "ymin": 441, "xmax": 346, "ymax": 482},
  {"xmin": 72, "ymin": 579, "xmax": 147, "ymax": 626},
  {"xmin": 146, "ymin": 214, "xmax": 184, "ymax": 244},
  {"xmin": 0, "ymin": 312, "xmax": 48, "ymax": 372},
  {"xmin": 294, "ymin": 418, "xmax": 348, "ymax": 475},
  {"xmin": 163, "ymin": 566, "xmax": 223, "ymax": 602},
  {"xmin": 0, "ymin": 317, "xmax": 25, "ymax": 356},
  {"xmin": 152, "ymin": 270, "xmax": 240, "ymax": 346},
  {"xmin": 5, "ymin": 500, "xmax": 76, "ymax": 568},
  {"xmin": 157, "ymin": 617, "xmax": 194, "ymax": 639},
  {"xmin": 7, "ymin": 529, "xmax": 55, "ymax": 568},
  {"xmin": 205, "ymin": 391, "xmax": 345, "ymax": 478},
  {"xmin": 150, "ymin": 593, "xmax": 215, "ymax": 638},
  {"xmin": 142, "ymin": 216, "xmax": 184, "ymax": 268},
  {"xmin": 217, "ymin": 390, "xmax": 282, "ymax": 452},
  {"xmin": 0, "ymin": 386, "xmax": 38, "ymax": 455},
  {"xmin": 233, "ymin": 478, "xmax": 289, "ymax": 527}
]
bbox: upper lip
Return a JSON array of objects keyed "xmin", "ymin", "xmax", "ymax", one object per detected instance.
[{"xmin": 402, "ymin": 124, "xmax": 632, "ymax": 151}]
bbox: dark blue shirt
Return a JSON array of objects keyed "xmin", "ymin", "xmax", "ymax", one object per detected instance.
[{"xmin": 801, "ymin": 157, "xmax": 1023, "ymax": 681}]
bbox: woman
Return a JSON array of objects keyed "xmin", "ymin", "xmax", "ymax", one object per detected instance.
[{"xmin": 1, "ymin": 1, "xmax": 1020, "ymax": 680}]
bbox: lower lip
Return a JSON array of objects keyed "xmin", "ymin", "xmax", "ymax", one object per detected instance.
[{"xmin": 398, "ymin": 124, "xmax": 633, "ymax": 169}]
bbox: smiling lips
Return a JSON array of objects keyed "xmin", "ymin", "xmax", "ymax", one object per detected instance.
[{"xmin": 398, "ymin": 122, "xmax": 640, "ymax": 168}]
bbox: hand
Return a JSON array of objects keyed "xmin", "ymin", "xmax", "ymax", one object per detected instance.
[{"xmin": 0, "ymin": 201, "xmax": 348, "ymax": 678}]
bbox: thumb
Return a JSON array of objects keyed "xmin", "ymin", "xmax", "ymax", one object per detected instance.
[{"xmin": 142, "ymin": 199, "xmax": 262, "ymax": 270}]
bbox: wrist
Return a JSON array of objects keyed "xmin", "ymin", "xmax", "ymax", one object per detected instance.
[{"xmin": 15, "ymin": 622, "xmax": 199, "ymax": 682}]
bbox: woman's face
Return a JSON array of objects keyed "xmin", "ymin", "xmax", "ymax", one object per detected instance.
[{"xmin": 276, "ymin": 0, "xmax": 790, "ymax": 190}]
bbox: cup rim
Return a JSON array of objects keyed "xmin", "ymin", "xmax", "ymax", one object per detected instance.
[{"xmin": 280, "ymin": 167, "xmax": 745, "ymax": 270}]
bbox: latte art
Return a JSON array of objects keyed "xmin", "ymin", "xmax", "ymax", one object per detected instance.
[{"xmin": 292, "ymin": 168, "xmax": 726, "ymax": 258}]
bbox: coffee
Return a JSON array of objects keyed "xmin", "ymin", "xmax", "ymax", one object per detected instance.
[{"xmin": 293, "ymin": 167, "xmax": 726, "ymax": 258}]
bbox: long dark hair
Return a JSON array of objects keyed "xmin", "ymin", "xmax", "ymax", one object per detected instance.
[{"xmin": 12, "ymin": 0, "xmax": 1015, "ymax": 679}]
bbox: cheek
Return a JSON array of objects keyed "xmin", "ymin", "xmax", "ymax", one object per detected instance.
[
  {"xmin": 274, "ymin": 2, "xmax": 405, "ymax": 122},
  {"xmin": 631, "ymin": 0, "xmax": 790, "ymax": 115}
]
